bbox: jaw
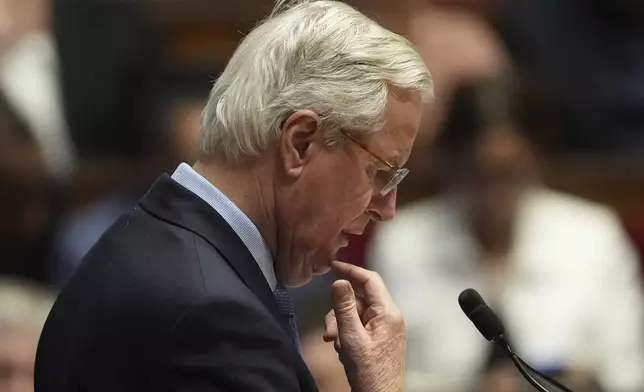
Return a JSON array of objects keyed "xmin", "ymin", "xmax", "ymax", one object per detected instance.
[
  {"xmin": 276, "ymin": 237, "xmax": 340, "ymax": 287},
  {"xmin": 276, "ymin": 254, "xmax": 314, "ymax": 287}
]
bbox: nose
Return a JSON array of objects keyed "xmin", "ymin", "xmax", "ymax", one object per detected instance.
[{"xmin": 366, "ymin": 188, "xmax": 397, "ymax": 222}]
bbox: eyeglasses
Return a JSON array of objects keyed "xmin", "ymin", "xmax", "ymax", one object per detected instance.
[{"xmin": 340, "ymin": 129, "xmax": 409, "ymax": 196}]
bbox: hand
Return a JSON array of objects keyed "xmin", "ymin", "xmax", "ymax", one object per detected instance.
[{"xmin": 323, "ymin": 261, "xmax": 406, "ymax": 392}]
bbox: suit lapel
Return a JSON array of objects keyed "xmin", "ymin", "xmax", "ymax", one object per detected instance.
[
  {"xmin": 139, "ymin": 175, "xmax": 287, "ymax": 332},
  {"xmin": 139, "ymin": 174, "xmax": 319, "ymax": 391}
]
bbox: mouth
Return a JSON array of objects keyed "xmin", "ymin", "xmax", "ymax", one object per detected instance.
[
  {"xmin": 338, "ymin": 232, "xmax": 350, "ymax": 249},
  {"xmin": 342, "ymin": 228, "xmax": 365, "ymax": 236}
]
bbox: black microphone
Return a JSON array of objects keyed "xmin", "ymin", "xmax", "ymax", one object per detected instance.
[{"xmin": 458, "ymin": 288, "xmax": 574, "ymax": 392}]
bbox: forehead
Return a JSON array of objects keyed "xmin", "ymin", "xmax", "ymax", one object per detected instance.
[{"xmin": 367, "ymin": 90, "xmax": 424, "ymax": 164}]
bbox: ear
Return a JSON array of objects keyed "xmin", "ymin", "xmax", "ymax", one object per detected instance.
[{"xmin": 279, "ymin": 110, "xmax": 321, "ymax": 178}]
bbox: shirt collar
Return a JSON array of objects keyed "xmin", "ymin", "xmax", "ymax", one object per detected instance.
[{"xmin": 171, "ymin": 162, "xmax": 277, "ymax": 290}]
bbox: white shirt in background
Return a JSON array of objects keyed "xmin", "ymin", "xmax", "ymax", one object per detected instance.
[
  {"xmin": 368, "ymin": 187, "xmax": 644, "ymax": 392},
  {"xmin": 0, "ymin": 31, "xmax": 76, "ymax": 180}
]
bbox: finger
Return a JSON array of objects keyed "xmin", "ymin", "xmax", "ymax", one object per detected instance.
[
  {"xmin": 355, "ymin": 296, "xmax": 367, "ymax": 323},
  {"xmin": 323, "ymin": 310, "xmax": 338, "ymax": 342},
  {"xmin": 331, "ymin": 260, "xmax": 393, "ymax": 306},
  {"xmin": 331, "ymin": 279, "xmax": 365, "ymax": 339},
  {"xmin": 324, "ymin": 296, "xmax": 368, "ymax": 343}
]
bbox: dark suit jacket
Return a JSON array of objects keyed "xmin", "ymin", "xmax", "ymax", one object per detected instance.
[{"xmin": 35, "ymin": 175, "xmax": 319, "ymax": 392}]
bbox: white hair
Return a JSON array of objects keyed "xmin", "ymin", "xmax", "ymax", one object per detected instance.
[{"xmin": 198, "ymin": 0, "xmax": 433, "ymax": 163}]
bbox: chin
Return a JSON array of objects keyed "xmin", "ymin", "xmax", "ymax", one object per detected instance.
[
  {"xmin": 281, "ymin": 240, "xmax": 343, "ymax": 286},
  {"xmin": 280, "ymin": 257, "xmax": 323, "ymax": 287},
  {"xmin": 312, "ymin": 263, "xmax": 332, "ymax": 276},
  {"xmin": 297, "ymin": 252, "xmax": 335, "ymax": 285},
  {"xmin": 310, "ymin": 242, "xmax": 346, "ymax": 276}
]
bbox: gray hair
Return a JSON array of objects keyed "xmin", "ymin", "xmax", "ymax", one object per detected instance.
[{"xmin": 198, "ymin": 0, "xmax": 433, "ymax": 163}]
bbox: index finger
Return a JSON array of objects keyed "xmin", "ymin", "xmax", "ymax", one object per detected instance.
[{"xmin": 331, "ymin": 260, "xmax": 394, "ymax": 306}]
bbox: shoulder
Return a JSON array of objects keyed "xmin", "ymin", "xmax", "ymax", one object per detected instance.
[
  {"xmin": 63, "ymin": 204, "xmax": 246, "ymax": 328},
  {"xmin": 517, "ymin": 188, "xmax": 637, "ymax": 275},
  {"xmin": 522, "ymin": 188, "xmax": 625, "ymax": 238}
]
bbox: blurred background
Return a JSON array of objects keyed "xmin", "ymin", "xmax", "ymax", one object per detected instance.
[{"xmin": 0, "ymin": 0, "xmax": 643, "ymax": 391}]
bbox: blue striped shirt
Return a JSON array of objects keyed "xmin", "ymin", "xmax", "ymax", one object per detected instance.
[{"xmin": 171, "ymin": 162, "xmax": 277, "ymax": 290}]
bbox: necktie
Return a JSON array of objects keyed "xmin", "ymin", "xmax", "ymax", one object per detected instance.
[{"xmin": 273, "ymin": 282, "xmax": 302, "ymax": 353}]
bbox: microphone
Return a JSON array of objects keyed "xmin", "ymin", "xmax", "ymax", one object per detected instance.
[{"xmin": 458, "ymin": 288, "xmax": 574, "ymax": 392}]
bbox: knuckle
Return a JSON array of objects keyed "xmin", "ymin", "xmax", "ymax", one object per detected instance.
[
  {"xmin": 370, "ymin": 271, "xmax": 387, "ymax": 288},
  {"xmin": 392, "ymin": 311, "xmax": 406, "ymax": 331},
  {"xmin": 336, "ymin": 299, "xmax": 356, "ymax": 314},
  {"xmin": 392, "ymin": 309, "xmax": 404, "ymax": 323},
  {"xmin": 367, "ymin": 269, "xmax": 382, "ymax": 281},
  {"xmin": 383, "ymin": 308, "xmax": 405, "ymax": 326}
]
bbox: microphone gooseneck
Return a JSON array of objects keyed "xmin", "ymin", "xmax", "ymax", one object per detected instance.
[{"xmin": 458, "ymin": 288, "xmax": 574, "ymax": 392}]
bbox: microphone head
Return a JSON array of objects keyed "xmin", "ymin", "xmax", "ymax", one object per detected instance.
[
  {"xmin": 458, "ymin": 288, "xmax": 505, "ymax": 341},
  {"xmin": 458, "ymin": 288, "xmax": 485, "ymax": 315}
]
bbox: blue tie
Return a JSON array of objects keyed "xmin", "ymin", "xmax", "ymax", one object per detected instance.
[{"xmin": 273, "ymin": 282, "xmax": 302, "ymax": 353}]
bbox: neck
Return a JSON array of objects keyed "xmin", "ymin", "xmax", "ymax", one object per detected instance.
[
  {"xmin": 193, "ymin": 159, "xmax": 278, "ymax": 258},
  {"xmin": 472, "ymin": 219, "xmax": 513, "ymax": 256}
]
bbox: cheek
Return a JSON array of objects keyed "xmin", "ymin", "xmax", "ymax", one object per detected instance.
[
  {"xmin": 329, "ymin": 171, "xmax": 372, "ymax": 221},
  {"xmin": 295, "ymin": 151, "xmax": 373, "ymax": 239},
  {"xmin": 305, "ymin": 178, "xmax": 370, "ymax": 240}
]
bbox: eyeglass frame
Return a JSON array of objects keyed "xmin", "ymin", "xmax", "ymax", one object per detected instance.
[{"xmin": 339, "ymin": 129, "xmax": 409, "ymax": 196}]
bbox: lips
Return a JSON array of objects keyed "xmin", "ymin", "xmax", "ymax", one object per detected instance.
[
  {"xmin": 343, "ymin": 217, "xmax": 369, "ymax": 237},
  {"xmin": 342, "ymin": 228, "xmax": 365, "ymax": 236},
  {"xmin": 338, "ymin": 233, "xmax": 350, "ymax": 248}
]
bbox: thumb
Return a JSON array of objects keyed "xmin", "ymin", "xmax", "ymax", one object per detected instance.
[{"xmin": 331, "ymin": 280, "xmax": 363, "ymax": 336}]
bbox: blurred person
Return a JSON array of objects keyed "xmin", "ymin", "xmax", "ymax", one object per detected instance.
[
  {"xmin": 413, "ymin": 0, "xmax": 644, "ymax": 152},
  {"xmin": 0, "ymin": 0, "xmax": 76, "ymax": 180},
  {"xmin": 0, "ymin": 93, "xmax": 56, "ymax": 285},
  {"xmin": 300, "ymin": 327, "xmax": 351, "ymax": 392},
  {"xmin": 392, "ymin": 0, "xmax": 508, "ymax": 204},
  {"xmin": 49, "ymin": 71, "xmax": 210, "ymax": 287},
  {"xmin": 35, "ymin": 2, "xmax": 433, "ymax": 392},
  {"xmin": 0, "ymin": 279, "xmax": 54, "ymax": 392},
  {"xmin": 368, "ymin": 76, "xmax": 644, "ymax": 392},
  {"xmin": 1, "ymin": 0, "xmax": 163, "ymax": 285},
  {"xmin": 406, "ymin": 2, "xmax": 507, "ymax": 140},
  {"xmin": 495, "ymin": 0, "xmax": 644, "ymax": 152},
  {"xmin": 293, "ymin": 270, "xmax": 350, "ymax": 392},
  {"xmin": 52, "ymin": 0, "xmax": 162, "ymax": 164},
  {"xmin": 160, "ymin": 71, "xmax": 213, "ymax": 166}
]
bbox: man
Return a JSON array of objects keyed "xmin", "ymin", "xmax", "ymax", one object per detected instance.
[
  {"xmin": 34, "ymin": 1, "xmax": 433, "ymax": 391},
  {"xmin": 0, "ymin": 92, "xmax": 55, "ymax": 285}
]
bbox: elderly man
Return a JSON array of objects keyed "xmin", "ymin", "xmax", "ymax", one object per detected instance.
[{"xmin": 34, "ymin": 1, "xmax": 433, "ymax": 391}]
